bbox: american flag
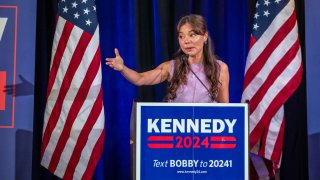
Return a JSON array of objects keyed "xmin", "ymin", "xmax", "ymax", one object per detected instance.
[
  {"xmin": 40, "ymin": 0, "xmax": 105, "ymax": 179},
  {"xmin": 242, "ymin": 0, "xmax": 302, "ymax": 178}
]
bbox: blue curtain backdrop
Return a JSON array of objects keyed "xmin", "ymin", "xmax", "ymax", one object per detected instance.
[
  {"xmin": 96, "ymin": 1, "xmax": 137, "ymax": 180},
  {"xmin": 95, "ymin": 0, "xmax": 250, "ymax": 179},
  {"xmin": 32, "ymin": 0, "xmax": 308, "ymax": 179}
]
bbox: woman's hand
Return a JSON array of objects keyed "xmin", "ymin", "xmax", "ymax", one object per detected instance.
[
  {"xmin": 105, "ymin": 48, "xmax": 124, "ymax": 71},
  {"xmin": 105, "ymin": 48, "xmax": 170, "ymax": 86}
]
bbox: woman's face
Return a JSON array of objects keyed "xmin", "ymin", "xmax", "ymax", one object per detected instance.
[{"xmin": 178, "ymin": 23, "xmax": 207, "ymax": 59}]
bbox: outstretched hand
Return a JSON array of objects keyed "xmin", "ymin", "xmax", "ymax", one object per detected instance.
[{"xmin": 105, "ymin": 48, "xmax": 124, "ymax": 71}]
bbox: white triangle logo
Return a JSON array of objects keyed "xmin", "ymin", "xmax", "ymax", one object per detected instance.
[{"xmin": 0, "ymin": 18, "xmax": 8, "ymax": 41}]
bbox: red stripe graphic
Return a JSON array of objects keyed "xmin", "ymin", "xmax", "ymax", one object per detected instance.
[
  {"xmin": 148, "ymin": 136, "xmax": 174, "ymax": 141},
  {"xmin": 147, "ymin": 136, "xmax": 174, "ymax": 149},
  {"xmin": 210, "ymin": 144, "xmax": 236, "ymax": 149},
  {"xmin": 210, "ymin": 136, "xmax": 236, "ymax": 142},
  {"xmin": 210, "ymin": 136, "xmax": 236, "ymax": 149},
  {"xmin": 0, "ymin": 71, "xmax": 6, "ymax": 110},
  {"xmin": 148, "ymin": 144, "xmax": 174, "ymax": 149}
]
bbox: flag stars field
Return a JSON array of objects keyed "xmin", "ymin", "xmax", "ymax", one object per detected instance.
[
  {"xmin": 254, "ymin": 13, "xmax": 260, "ymax": 19},
  {"xmin": 83, "ymin": 8, "xmax": 90, "ymax": 15},
  {"xmin": 63, "ymin": 6, "xmax": 68, "ymax": 13},
  {"xmin": 275, "ymin": 0, "xmax": 282, "ymax": 4},
  {"xmin": 72, "ymin": 1, "xmax": 78, "ymax": 8},
  {"xmin": 86, "ymin": 19, "xmax": 92, "ymax": 26},
  {"xmin": 264, "ymin": 10, "xmax": 270, "ymax": 17},
  {"xmin": 256, "ymin": 2, "xmax": 260, "ymax": 8},
  {"xmin": 73, "ymin": 12, "xmax": 79, "ymax": 19},
  {"xmin": 264, "ymin": 0, "xmax": 271, "ymax": 6}
]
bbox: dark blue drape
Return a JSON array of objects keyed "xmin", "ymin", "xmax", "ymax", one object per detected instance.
[
  {"xmin": 95, "ymin": 0, "xmax": 250, "ymax": 179},
  {"xmin": 95, "ymin": 0, "xmax": 137, "ymax": 179}
]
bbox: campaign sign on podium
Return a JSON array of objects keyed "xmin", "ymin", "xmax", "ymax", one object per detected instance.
[{"xmin": 134, "ymin": 103, "xmax": 248, "ymax": 180}]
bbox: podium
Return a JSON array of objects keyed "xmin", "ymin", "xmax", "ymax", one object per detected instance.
[{"xmin": 131, "ymin": 102, "xmax": 249, "ymax": 180}]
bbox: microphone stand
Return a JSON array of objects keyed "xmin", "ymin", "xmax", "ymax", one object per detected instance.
[{"xmin": 181, "ymin": 54, "xmax": 215, "ymax": 101}]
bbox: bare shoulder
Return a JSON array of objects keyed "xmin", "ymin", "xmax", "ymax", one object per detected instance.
[
  {"xmin": 216, "ymin": 60, "xmax": 229, "ymax": 74},
  {"xmin": 156, "ymin": 60, "xmax": 172, "ymax": 80},
  {"xmin": 157, "ymin": 60, "xmax": 171, "ymax": 71},
  {"xmin": 216, "ymin": 60, "xmax": 229, "ymax": 103}
]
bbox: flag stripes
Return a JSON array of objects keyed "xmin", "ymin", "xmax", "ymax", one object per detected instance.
[
  {"xmin": 242, "ymin": 0, "xmax": 302, "ymax": 178},
  {"xmin": 41, "ymin": 7, "xmax": 105, "ymax": 179},
  {"xmin": 47, "ymin": 18, "xmax": 73, "ymax": 98},
  {"xmin": 243, "ymin": 10, "xmax": 296, "ymax": 92},
  {"xmin": 47, "ymin": 43, "xmax": 101, "ymax": 173},
  {"xmin": 249, "ymin": 59, "xmax": 302, "ymax": 152},
  {"xmin": 248, "ymin": 37, "xmax": 300, "ymax": 115},
  {"xmin": 42, "ymin": 21, "xmax": 82, "ymax": 136},
  {"xmin": 262, "ymin": 107, "xmax": 284, "ymax": 159},
  {"xmin": 80, "ymin": 128, "xmax": 105, "ymax": 180},
  {"xmin": 269, "ymin": 111, "xmax": 285, "ymax": 162},
  {"xmin": 243, "ymin": 2, "xmax": 295, "ymax": 75},
  {"xmin": 41, "ymin": 23, "xmax": 93, "ymax": 161},
  {"xmin": 64, "ymin": 90, "xmax": 104, "ymax": 179}
]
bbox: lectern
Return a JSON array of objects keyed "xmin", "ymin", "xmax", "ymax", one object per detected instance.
[{"xmin": 131, "ymin": 102, "xmax": 249, "ymax": 180}]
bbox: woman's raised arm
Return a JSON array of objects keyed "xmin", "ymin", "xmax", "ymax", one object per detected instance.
[{"xmin": 105, "ymin": 48, "xmax": 170, "ymax": 86}]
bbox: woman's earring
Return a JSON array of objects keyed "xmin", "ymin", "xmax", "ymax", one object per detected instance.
[{"xmin": 204, "ymin": 40, "xmax": 208, "ymax": 45}]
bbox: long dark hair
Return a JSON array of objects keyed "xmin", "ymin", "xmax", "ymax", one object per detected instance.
[{"xmin": 166, "ymin": 14, "xmax": 220, "ymax": 102}]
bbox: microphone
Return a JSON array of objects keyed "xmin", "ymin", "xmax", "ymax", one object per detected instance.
[{"xmin": 181, "ymin": 53, "xmax": 215, "ymax": 101}]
